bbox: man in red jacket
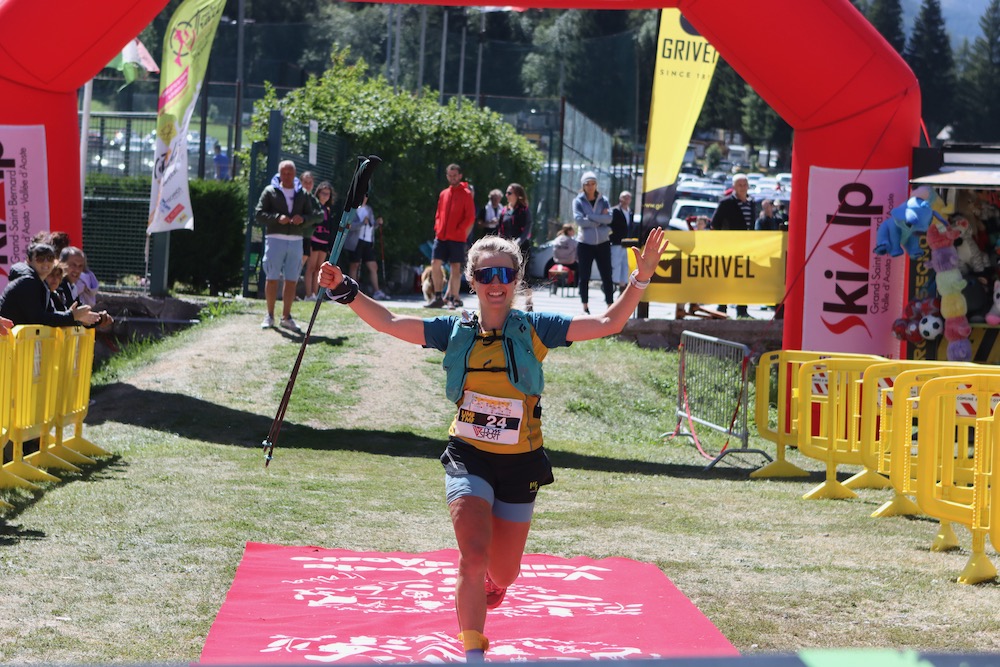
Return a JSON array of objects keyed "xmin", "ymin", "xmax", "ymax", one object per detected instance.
[{"xmin": 425, "ymin": 163, "xmax": 475, "ymax": 309}]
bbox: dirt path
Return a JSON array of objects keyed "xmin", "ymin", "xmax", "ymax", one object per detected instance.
[{"xmin": 90, "ymin": 310, "xmax": 447, "ymax": 433}]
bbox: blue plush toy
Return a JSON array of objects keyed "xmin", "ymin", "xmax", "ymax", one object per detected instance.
[{"xmin": 873, "ymin": 186, "xmax": 946, "ymax": 258}]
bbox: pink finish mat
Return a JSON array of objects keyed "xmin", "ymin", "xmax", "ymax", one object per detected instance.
[{"xmin": 200, "ymin": 542, "xmax": 737, "ymax": 663}]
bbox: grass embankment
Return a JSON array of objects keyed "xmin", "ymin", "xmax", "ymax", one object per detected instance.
[{"xmin": 1, "ymin": 301, "xmax": 999, "ymax": 662}]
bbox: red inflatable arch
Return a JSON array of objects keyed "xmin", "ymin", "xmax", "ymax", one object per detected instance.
[
  {"xmin": 3, "ymin": 0, "xmax": 918, "ymax": 354},
  {"xmin": 367, "ymin": 0, "xmax": 920, "ymax": 355},
  {"xmin": 0, "ymin": 0, "xmax": 167, "ymax": 277}
]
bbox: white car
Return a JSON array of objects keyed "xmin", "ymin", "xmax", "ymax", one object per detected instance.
[{"xmin": 668, "ymin": 198, "xmax": 719, "ymax": 230}]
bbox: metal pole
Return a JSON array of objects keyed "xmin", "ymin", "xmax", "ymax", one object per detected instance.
[
  {"xmin": 79, "ymin": 80, "xmax": 93, "ymax": 197},
  {"xmin": 438, "ymin": 8, "xmax": 448, "ymax": 105},
  {"xmin": 417, "ymin": 6, "xmax": 427, "ymax": 96},
  {"xmin": 393, "ymin": 6, "xmax": 402, "ymax": 92},
  {"xmin": 233, "ymin": 0, "xmax": 245, "ymax": 178},
  {"xmin": 457, "ymin": 12, "xmax": 466, "ymax": 108},
  {"xmin": 474, "ymin": 11, "xmax": 484, "ymax": 102},
  {"xmin": 385, "ymin": 5, "xmax": 393, "ymax": 81}
]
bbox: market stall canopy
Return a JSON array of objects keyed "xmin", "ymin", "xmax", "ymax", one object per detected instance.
[{"xmin": 911, "ymin": 170, "xmax": 1000, "ymax": 189}]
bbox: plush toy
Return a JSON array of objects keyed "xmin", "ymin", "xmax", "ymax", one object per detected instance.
[
  {"xmin": 936, "ymin": 271, "xmax": 967, "ymax": 300},
  {"xmin": 918, "ymin": 314, "xmax": 944, "ymax": 340},
  {"xmin": 892, "ymin": 296, "xmax": 941, "ymax": 345},
  {"xmin": 945, "ymin": 316, "xmax": 972, "ymax": 340},
  {"xmin": 874, "ymin": 186, "xmax": 945, "ymax": 258},
  {"xmin": 948, "ymin": 339, "xmax": 973, "ymax": 363},
  {"xmin": 986, "ymin": 280, "xmax": 1000, "ymax": 326},
  {"xmin": 952, "ymin": 215, "xmax": 993, "ymax": 275}
]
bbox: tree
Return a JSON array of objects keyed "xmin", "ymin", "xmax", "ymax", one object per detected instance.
[
  {"xmin": 904, "ymin": 0, "xmax": 956, "ymax": 138},
  {"xmin": 741, "ymin": 86, "xmax": 782, "ymax": 160},
  {"xmin": 249, "ymin": 49, "xmax": 543, "ymax": 266},
  {"xmin": 867, "ymin": 0, "xmax": 906, "ymax": 54},
  {"xmin": 696, "ymin": 60, "xmax": 744, "ymax": 140},
  {"xmin": 956, "ymin": 0, "xmax": 1000, "ymax": 141}
]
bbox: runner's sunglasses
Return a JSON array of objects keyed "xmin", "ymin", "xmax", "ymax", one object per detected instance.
[{"xmin": 473, "ymin": 266, "xmax": 517, "ymax": 284}]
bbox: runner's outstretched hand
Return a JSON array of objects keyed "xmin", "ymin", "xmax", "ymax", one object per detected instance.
[{"xmin": 630, "ymin": 226, "xmax": 669, "ymax": 282}]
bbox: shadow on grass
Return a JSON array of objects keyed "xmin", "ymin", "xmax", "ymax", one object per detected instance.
[
  {"xmin": 0, "ymin": 455, "xmax": 126, "ymax": 537},
  {"xmin": 85, "ymin": 383, "xmax": 830, "ymax": 483}
]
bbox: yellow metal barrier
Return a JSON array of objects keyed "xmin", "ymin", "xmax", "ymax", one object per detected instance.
[
  {"xmin": 885, "ymin": 366, "xmax": 1000, "ymax": 551},
  {"xmin": 3, "ymin": 325, "xmax": 75, "ymax": 484},
  {"xmin": 752, "ymin": 350, "xmax": 881, "ymax": 480},
  {"xmin": 916, "ymin": 373, "xmax": 1000, "ymax": 584},
  {"xmin": 795, "ymin": 357, "xmax": 887, "ymax": 500},
  {"xmin": 50, "ymin": 326, "xmax": 108, "ymax": 459},
  {"xmin": 0, "ymin": 332, "xmax": 32, "ymax": 504},
  {"xmin": 860, "ymin": 361, "xmax": 981, "ymax": 519}
]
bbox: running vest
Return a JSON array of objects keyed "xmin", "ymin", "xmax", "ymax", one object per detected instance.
[{"xmin": 443, "ymin": 310, "xmax": 544, "ymax": 403}]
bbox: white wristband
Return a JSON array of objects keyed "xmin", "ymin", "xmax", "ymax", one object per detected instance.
[{"xmin": 629, "ymin": 269, "xmax": 650, "ymax": 290}]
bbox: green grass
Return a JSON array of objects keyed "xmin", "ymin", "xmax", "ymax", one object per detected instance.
[{"xmin": 2, "ymin": 302, "xmax": 1000, "ymax": 662}]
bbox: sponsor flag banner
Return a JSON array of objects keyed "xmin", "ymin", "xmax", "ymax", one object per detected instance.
[
  {"xmin": 148, "ymin": 0, "xmax": 226, "ymax": 234},
  {"xmin": 802, "ymin": 166, "xmax": 908, "ymax": 356},
  {"xmin": 641, "ymin": 9, "xmax": 717, "ymax": 228},
  {"xmin": 632, "ymin": 231, "xmax": 786, "ymax": 305},
  {"xmin": 0, "ymin": 126, "xmax": 49, "ymax": 289}
]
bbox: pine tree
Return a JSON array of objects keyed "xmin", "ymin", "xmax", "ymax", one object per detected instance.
[
  {"xmin": 867, "ymin": 0, "xmax": 906, "ymax": 54},
  {"xmin": 904, "ymin": 0, "xmax": 956, "ymax": 138},
  {"xmin": 957, "ymin": 0, "xmax": 1000, "ymax": 141}
]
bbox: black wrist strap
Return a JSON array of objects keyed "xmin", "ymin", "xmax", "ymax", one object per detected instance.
[{"xmin": 326, "ymin": 275, "xmax": 360, "ymax": 304}]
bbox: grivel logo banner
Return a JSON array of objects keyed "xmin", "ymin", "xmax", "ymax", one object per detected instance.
[
  {"xmin": 148, "ymin": 0, "xmax": 226, "ymax": 234},
  {"xmin": 0, "ymin": 127, "xmax": 49, "ymax": 290},
  {"xmin": 641, "ymin": 9, "xmax": 718, "ymax": 229}
]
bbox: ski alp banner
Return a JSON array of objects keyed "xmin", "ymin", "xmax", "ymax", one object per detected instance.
[
  {"xmin": 631, "ymin": 230, "xmax": 786, "ymax": 305},
  {"xmin": 802, "ymin": 166, "xmax": 908, "ymax": 357},
  {"xmin": 0, "ymin": 126, "xmax": 48, "ymax": 289},
  {"xmin": 148, "ymin": 0, "xmax": 225, "ymax": 235},
  {"xmin": 641, "ymin": 9, "xmax": 717, "ymax": 228}
]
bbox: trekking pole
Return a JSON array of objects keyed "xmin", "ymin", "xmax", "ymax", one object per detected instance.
[{"xmin": 262, "ymin": 154, "xmax": 382, "ymax": 468}]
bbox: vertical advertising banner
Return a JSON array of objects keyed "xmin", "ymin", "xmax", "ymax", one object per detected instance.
[
  {"xmin": 641, "ymin": 9, "xmax": 718, "ymax": 229},
  {"xmin": 802, "ymin": 166, "xmax": 909, "ymax": 357},
  {"xmin": 0, "ymin": 126, "xmax": 49, "ymax": 289},
  {"xmin": 148, "ymin": 0, "xmax": 226, "ymax": 235}
]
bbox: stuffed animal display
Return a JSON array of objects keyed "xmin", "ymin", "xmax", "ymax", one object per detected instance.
[{"xmin": 874, "ymin": 186, "xmax": 945, "ymax": 258}]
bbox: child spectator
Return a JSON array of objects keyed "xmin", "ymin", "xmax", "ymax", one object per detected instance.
[{"xmin": 46, "ymin": 262, "xmax": 69, "ymax": 310}]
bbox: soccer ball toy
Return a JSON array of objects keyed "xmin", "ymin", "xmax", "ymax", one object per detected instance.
[{"xmin": 918, "ymin": 314, "xmax": 944, "ymax": 341}]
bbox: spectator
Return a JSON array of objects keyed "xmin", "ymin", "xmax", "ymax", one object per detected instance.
[
  {"xmin": 710, "ymin": 173, "xmax": 756, "ymax": 318},
  {"xmin": 573, "ymin": 171, "xmax": 614, "ymax": 315},
  {"xmin": 609, "ymin": 191, "xmax": 633, "ymax": 294},
  {"xmin": 543, "ymin": 223, "xmax": 579, "ymax": 286},
  {"xmin": 426, "ymin": 163, "xmax": 475, "ymax": 310},
  {"xmin": 676, "ymin": 216, "xmax": 715, "ymax": 319},
  {"xmin": 60, "ymin": 246, "xmax": 100, "ymax": 308},
  {"xmin": 46, "ymin": 262, "xmax": 68, "ymax": 310},
  {"xmin": 349, "ymin": 194, "xmax": 387, "ymax": 300},
  {"xmin": 304, "ymin": 181, "xmax": 336, "ymax": 301},
  {"xmin": 299, "ymin": 171, "xmax": 319, "ymax": 278},
  {"xmin": 0, "ymin": 242, "xmax": 100, "ymax": 327},
  {"xmin": 477, "ymin": 189, "xmax": 503, "ymax": 237},
  {"xmin": 316, "ymin": 228, "xmax": 669, "ymax": 663},
  {"xmin": 497, "ymin": 183, "xmax": 534, "ymax": 311},
  {"xmin": 58, "ymin": 247, "xmax": 114, "ymax": 331},
  {"xmin": 213, "ymin": 143, "xmax": 230, "ymax": 180},
  {"xmin": 255, "ymin": 160, "xmax": 321, "ymax": 333},
  {"xmin": 755, "ymin": 199, "xmax": 782, "ymax": 231}
]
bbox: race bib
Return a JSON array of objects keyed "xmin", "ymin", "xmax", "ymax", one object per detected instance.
[{"xmin": 454, "ymin": 391, "xmax": 524, "ymax": 446}]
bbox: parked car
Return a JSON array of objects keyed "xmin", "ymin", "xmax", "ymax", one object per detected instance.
[{"xmin": 668, "ymin": 198, "xmax": 719, "ymax": 230}]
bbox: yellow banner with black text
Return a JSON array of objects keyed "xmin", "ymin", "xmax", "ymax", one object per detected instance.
[{"xmin": 629, "ymin": 231, "xmax": 787, "ymax": 305}]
